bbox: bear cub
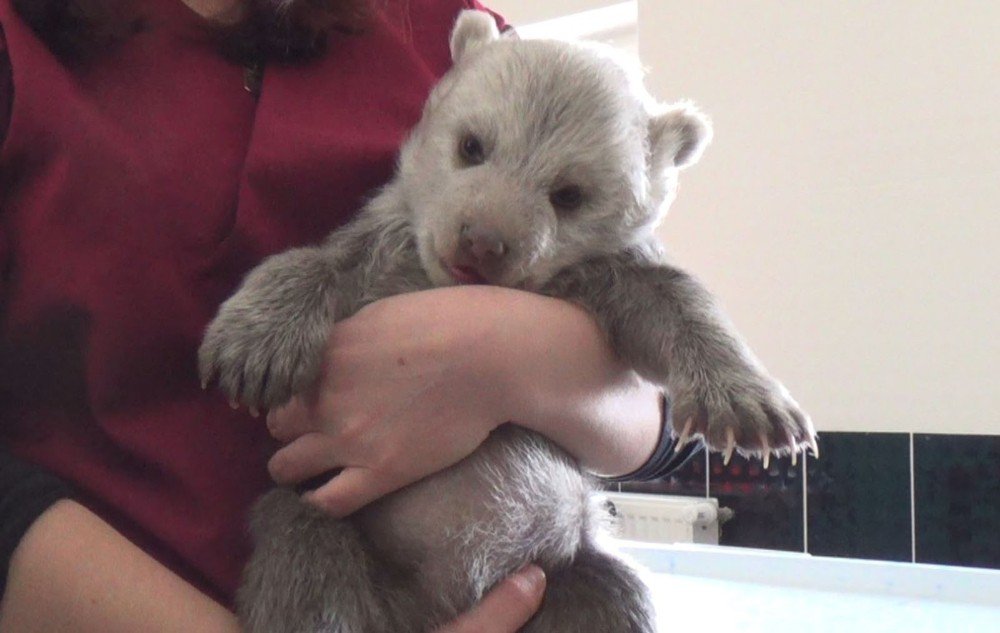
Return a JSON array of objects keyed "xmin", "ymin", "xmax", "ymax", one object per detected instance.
[{"xmin": 200, "ymin": 10, "xmax": 816, "ymax": 633}]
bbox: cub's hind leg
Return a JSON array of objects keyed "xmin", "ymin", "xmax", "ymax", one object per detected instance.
[
  {"xmin": 523, "ymin": 544, "xmax": 656, "ymax": 633},
  {"xmin": 237, "ymin": 489, "xmax": 402, "ymax": 633}
]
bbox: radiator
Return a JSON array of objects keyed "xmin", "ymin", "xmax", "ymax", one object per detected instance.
[{"xmin": 604, "ymin": 493, "xmax": 722, "ymax": 545}]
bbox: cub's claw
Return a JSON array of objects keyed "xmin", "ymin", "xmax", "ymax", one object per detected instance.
[
  {"xmin": 783, "ymin": 428, "xmax": 798, "ymax": 466},
  {"xmin": 670, "ymin": 369, "xmax": 815, "ymax": 469},
  {"xmin": 676, "ymin": 417, "xmax": 693, "ymax": 450},
  {"xmin": 723, "ymin": 428, "xmax": 736, "ymax": 466}
]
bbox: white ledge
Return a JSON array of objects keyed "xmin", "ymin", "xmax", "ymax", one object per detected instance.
[{"xmin": 515, "ymin": 1, "xmax": 637, "ymax": 42}]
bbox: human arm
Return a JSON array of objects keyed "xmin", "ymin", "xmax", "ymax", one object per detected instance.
[
  {"xmin": 482, "ymin": 287, "xmax": 664, "ymax": 477},
  {"xmin": 0, "ymin": 448, "xmax": 537, "ymax": 633},
  {"xmin": 265, "ymin": 284, "xmax": 667, "ymax": 517},
  {"xmin": 0, "ymin": 499, "xmax": 241, "ymax": 633}
]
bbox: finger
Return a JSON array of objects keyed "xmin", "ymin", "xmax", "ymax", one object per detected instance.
[
  {"xmin": 434, "ymin": 565, "xmax": 546, "ymax": 633},
  {"xmin": 268, "ymin": 432, "xmax": 342, "ymax": 485},
  {"xmin": 266, "ymin": 396, "xmax": 319, "ymax": 442},
  {"xmin": 303, "ymin": 466, "xmax": 400, "ymax": 519}
]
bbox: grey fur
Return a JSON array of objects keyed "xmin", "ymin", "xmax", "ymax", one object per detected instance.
[{"xmin": 199, "ymin": 10, "xmax": 815, "ymax": 632}]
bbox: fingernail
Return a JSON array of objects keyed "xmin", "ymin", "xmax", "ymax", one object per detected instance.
[
  {"xmin": 510, "ymin": 565, "xmax": 546, "ymax": 596},
  {"xmin": 301, "ymin": 490, "xmax": 321, "ymax": 508}
]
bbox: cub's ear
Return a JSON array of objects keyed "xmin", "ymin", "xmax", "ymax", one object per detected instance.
[
  {"xmin": 648, "ymin": 103, "xmax": 713, "ymax": 172},
  {"xmin": 450, "ymin": 10, "xmax": 501, "ymax": 63}
]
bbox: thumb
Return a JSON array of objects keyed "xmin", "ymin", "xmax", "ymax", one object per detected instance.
[
  {"xmin": 435, "ymin": 565, "xmax": 546, "ymax": 633},
  {"xmin": 303, "ymin": 466, "xmax": 396, "ymax": 518}
]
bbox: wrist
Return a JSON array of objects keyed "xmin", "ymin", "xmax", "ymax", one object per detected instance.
[
  {"xmin": 415, "ymin": 285, "xmax": 539, "ymax": 429},
  {"xmin": 466, "ymin": 287, "xmax": 663, "ymax": 476},
  {"xmin": 468, "ymin": 288, "xmax": 581, "ymax": 425},
  {"xmin": 439, "ymin": 284, "xmax": 662, "ymax": 476}
]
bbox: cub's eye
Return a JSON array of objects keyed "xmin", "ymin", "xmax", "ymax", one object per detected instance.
[
  {"xmin": 549, "ymin": 185, "xmax": 584, "ymax": 212},
  {"xmin": 458, "ymin": 133, "xmax": 486, "ymax": 166}
]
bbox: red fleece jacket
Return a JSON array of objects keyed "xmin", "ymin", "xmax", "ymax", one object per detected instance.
[{"xmin": 0, "ymin": 0, "xmax": 503, "ymax": 604}]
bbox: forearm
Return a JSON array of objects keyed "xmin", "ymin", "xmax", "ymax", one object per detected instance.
[
  {"xmin": 481, "ymin": 288, "xmax": 663, "ymax": 477},
  {"xmin": 0, "ymin": 500, "xmax": 240, "ymax": 633}
]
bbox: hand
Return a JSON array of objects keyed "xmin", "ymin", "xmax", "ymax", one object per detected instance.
[
  {"xmin": 434, "ymin": 565, "xmax": 546, "ymax": 633},
  {"xmin": 266, "ymin": 286, "xmax": 518, "ymax": 517}
]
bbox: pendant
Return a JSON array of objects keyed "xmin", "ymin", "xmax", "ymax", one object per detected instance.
[{"xmin": 244, "ymin": 62, "xmax": 264, "ymax": 97}]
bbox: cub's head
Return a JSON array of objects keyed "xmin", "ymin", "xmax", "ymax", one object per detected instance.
[{"xmin": 397, "ymin": 10, "xmax": 711, "ymax": 289}]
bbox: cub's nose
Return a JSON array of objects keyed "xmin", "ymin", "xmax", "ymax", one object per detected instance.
[{"xmin": 459, "ymin": 223, "xmax": 509, "ymax": 265}]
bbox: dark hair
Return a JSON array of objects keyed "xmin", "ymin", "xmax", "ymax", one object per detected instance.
[{"xmin": 13, "ymin": 0, "xmax": 372, "ymax": 65}]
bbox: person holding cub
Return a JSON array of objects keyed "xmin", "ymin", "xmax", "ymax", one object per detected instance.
[{"xmin": 0, "ymin": 1, "xmax": 699, "ymax": 630}]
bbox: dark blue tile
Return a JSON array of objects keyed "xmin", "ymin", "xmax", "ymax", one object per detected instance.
[
  {"xmin": 806, "ymin": 432, "xmax": 911, "ymax": 562},
  {"xmin": 914, "ymin": 434, "xmax": 1000, "ymax": 569},
  {"xmin": 712, "ymin": 450, "xmax": 804, "ymax": 552},
  {"xmin": 618, "ymin": 444, "xmax": 708, "ymax": 497}
]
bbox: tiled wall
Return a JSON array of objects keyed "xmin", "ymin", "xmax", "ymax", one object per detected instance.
[{"xmin": 619, "ymin": 433, "xmax": 1000, "ymax": 570}]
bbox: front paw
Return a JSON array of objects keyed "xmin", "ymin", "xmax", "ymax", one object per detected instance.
[
  {"xmin": 198, "ymin": 300, "xmax": 329, "ymax": 411},
  {"xmin": 199, "ymin": 248, "xmax": 336, "ymax": 410},
  {"xmin": 669, "ymin": 368, "xmax": 816, "ymax": 467}
]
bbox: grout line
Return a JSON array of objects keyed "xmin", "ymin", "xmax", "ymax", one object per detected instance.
[
  {"xmin": 910, "ymin": 432, "xmax": 917, "ymax": 563},
  {"xmin": 704, "ymin": 447, "xmax": 710, "ymax": 498},
  {"xmin": 802, "ymin": 451, "xmax": 809, "ymax": 554}
]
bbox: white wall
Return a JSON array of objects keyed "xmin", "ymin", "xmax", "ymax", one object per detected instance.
[{"xmin": 639, "ymin": 1, "xmax": 1000, "ymax": 434}]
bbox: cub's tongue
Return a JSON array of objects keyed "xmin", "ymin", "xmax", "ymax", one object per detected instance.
[{"xmin": 449, "ymin": 265, "xmax": 488, "ymax": 285}]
